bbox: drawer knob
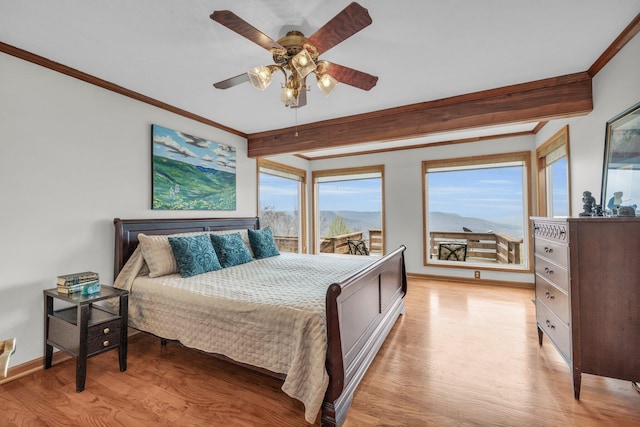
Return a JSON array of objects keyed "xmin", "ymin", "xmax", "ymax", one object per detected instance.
[
  {"xmin": 545, "ymin": 291, "xmax": 555, "ymax": 300},
  {"xmin": 544, "ymin": 247, "xmax": 553, "ymax": 254},
  {"xmin": 102, "ymin": 340, "xmax": 110, "ymax": 347},
  {"xmin": 546, "ymin": 320, "xmax": 555, "ymax": 330},
  {"xmin": 103, "ymin": 327, "xmax": 110, "ymax": 334},
  {"xmin": 544, "ymin": 267, "xmax": 554, "ymax": 275}
]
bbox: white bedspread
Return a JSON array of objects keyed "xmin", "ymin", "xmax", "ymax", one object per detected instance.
[{"xmin": 114, "ymin": 248, "xmax": 375, "ymax": 423}]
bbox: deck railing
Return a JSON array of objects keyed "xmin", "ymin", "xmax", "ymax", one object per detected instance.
[
  {"xmin": 272, "ymin": 235, "xmax": 299, "ymax": 253},
  {"xmin": 320, "ymin": 231, "xmax": 365, "ymax": 254},
  {"xmin": 368, "ymin": 229, "xmax": 383, "ymax": 254},
  {"xmin": 273, "ymin": 229, "xmax": 383, "ymax": 255},
  {"xmin": 429, "ymin": 231, "xmax": 523, "ymax": 264}
]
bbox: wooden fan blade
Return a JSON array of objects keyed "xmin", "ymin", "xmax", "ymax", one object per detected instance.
[
  {"xmin": 304, "ymin": 2, "xmax": 372, "ymax": 55},
  {"xmin": 211, "ymin": 10, "xmax": 283, "ymax": 51},
  {"xmin": 321, "ymin": 62, "xmax": 378, "ymax": 91},
  {"xmin": 213, "ymin": 73, "xmax": 250, "ymax": 89}
]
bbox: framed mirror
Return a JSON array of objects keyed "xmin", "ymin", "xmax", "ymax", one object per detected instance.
[{"xmin": 601, "ymin": 101, "xmax": 640, "ymax": 216}]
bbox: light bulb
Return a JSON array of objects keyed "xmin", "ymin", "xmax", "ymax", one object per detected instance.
[
  {"xmin": 317, "ymin": 74, "xmax": 338, "ymax": 96},
  {"xmin": 291, "ymin": 49, "xmax": 316, "ymax": 79},
  {"xmin": 248, "ymin": 66, "xmax": 274, "ymax": 90}
]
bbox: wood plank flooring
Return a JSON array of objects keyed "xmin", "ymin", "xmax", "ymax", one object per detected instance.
[{"xmin": 1, "ymin": 278, "xmax": 639, "ymax": 426}]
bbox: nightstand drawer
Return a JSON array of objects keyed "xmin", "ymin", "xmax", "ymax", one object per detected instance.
[{"xmin": 88, "ymin": 319, "xmax": 122, "ymax": 354}]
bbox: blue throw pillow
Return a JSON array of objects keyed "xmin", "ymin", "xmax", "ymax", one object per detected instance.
[
  {"xmin": 168, "ymin": 234, "xmax": 221, "ymax": 278},
  {"xmin": 210, "ymin": 232, "xmax": 254, "ymax": 268},
  {"xmin": 247, "ymin": 226, "xmax": 280, "ymax": 259}
]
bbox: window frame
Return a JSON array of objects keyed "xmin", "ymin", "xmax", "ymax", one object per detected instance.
[
  {"xmin": 536, "ymin": 125, "xmax": 571, "ymax": 217},
  {"xmin": 257, "ymin": 158, "xmax": 307, "ymax": 253},
  {"xmin": 311, "ymin": 165, "xmax": 385, "ymax": 255},
  {"xmin": 422, "ymin": 151, "xmax": 533, "ymax": 272}
]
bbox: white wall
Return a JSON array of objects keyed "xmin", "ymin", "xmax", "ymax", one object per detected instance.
[
  {"xmin": 0, "ymin": 52, "xmax": 255, "ymax": 366},
  {"xmin": 536, "ymin": 32, "xmax": 640, "ymax": 212}
]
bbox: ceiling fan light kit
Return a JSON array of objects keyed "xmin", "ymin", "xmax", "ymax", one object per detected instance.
[
  {"xmin": 248, "ymin": 65, "xmax": 280, "ymax": 90},
  {"xmin": 211, "ymin": 2, "xmax": 378, "ymax": 108},
  {"xmin": 280, "ymin": 84, "xmax": 299, "ymax": 107},
  {"xmin": 290, "ymin": 48, "xmax": 317, "ymax": 79},
  {"xmin": 317, "ymin": 73, "xmax": 339, "ymax": 96}
]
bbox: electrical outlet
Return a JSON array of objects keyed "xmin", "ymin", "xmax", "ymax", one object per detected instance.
[{"xmin": 474, "ymin": 271, "xmax": 480, "ymax": 279}]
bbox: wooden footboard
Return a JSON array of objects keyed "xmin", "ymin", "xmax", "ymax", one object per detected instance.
[{"xmin": 323, "ymin": 245, "xmax": 407, "ymax": 427}]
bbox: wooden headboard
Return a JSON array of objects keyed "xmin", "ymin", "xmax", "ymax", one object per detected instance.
[{"xmin": 113, "ymin": 217, "xmax": 260, "ymax": 278}]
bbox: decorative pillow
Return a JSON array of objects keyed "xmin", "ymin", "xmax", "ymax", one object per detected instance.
[
  {"xmin": 210, "ymin": 229, "xmax": 255, "ymax": 258},
  {"xmin": 247, "ymin": 226, "xmax": 280, "ymax": 259},
  {"xmin": 138, "ymin": 233, "xmax": 179, "ymax": 277},
  {"xmin": 168, "ymin": 234, "xmax": 222, "ymax": 278},
  {"xmin": 138, "ymin": 231, "xmax": 208, "ymax": 277},
  {"xmin": 210, "ymin": 232, "xmax": 254, "ymax": 268}
]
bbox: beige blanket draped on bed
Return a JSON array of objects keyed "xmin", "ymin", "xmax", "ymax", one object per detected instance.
[{"xmin": 114, "ymin": 248, "xmax": 374, "ymax": 423}]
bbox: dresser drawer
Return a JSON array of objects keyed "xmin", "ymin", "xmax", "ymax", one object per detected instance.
[
  {"xmin": 534, "ymin": 238, "xmax": 568, "ymax": 267},
  {"xmin": 532, "ymin": 220, "xmax": 568, "ymax": 244},
  {"xmin": 536, "ymin": 301, "xmax": 571, "ymax": 362},
  {"xmin": 88, "ymin": 319, "xmax": 122, "ymax": 355},
  {"xmin": 535, "ymin": 277, "xmax": 569, "ymax": 324},
  {"xmin": 535, "ymin": 256, "xmax": 569, "ymax": 292}
]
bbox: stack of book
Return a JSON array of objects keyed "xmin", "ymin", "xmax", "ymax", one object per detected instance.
[{"xmin": 57, "ymin": 271, "xmax": 100, "ymax": 295}]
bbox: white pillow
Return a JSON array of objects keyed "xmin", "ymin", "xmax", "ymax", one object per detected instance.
[{"xmin": 138, "ymin": 233, "xmax": 181, "ymax": 277}]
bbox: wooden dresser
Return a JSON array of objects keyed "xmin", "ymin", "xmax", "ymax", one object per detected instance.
[{"xmin": 532, "ymin": 216, "xmax": 640, "ymax": 398}]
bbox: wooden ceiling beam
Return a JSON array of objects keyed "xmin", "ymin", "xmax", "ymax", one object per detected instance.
[{"xmin": 247, "ymin": 72, "xmax": 592, "ymax": 158}]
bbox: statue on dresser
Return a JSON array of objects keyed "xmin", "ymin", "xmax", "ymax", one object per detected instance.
[{"xmin": 579, "ymin": 191, "xmax": 596, "ymax": 217}]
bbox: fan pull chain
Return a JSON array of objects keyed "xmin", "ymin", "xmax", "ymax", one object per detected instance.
[{"xmin": 295, "ymin": 108, "xmax": 299, "ymax": 137}]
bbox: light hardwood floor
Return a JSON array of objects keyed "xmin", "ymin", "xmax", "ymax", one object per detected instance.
[{"xmin": 1, "ymin": 278, "xmax": 639, "ymax": 426}]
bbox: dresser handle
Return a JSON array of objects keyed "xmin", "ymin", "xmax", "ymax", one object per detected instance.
[
  {"xmin": 546, "ymin": 320, "xmax": 555, "ymax": 330},
  {"xmin": 102, "ymin": 340, "xmax": 110, "ymax": 347},
  {"xmin": 544, "ymin": 247, "xmax": 553, "ymax": 254},
  {"xmin": 544, "ymin": 267, "xmax": 554, "ymax": 275},
  {"xmin": 545, "ymin": 291, "xmax": 555, "ymax": 300},
  {"xmin": 103, "ymin": 327, "xmax": 110, "ymax": 334}
]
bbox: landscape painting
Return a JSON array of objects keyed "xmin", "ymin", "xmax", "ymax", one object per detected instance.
[{"xmin": 152, "ymin": 124, "xmax": 236, "ymax": 210}]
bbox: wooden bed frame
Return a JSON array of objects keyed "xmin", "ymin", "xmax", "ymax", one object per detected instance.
[{"xmin": 113, "ymin": 217, "xmax": 407, "ymax": 427}]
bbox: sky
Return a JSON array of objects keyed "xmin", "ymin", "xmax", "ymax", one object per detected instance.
[
  {"xmin": 317, "ymin": 179, "xmax": 382, "ymax": 211},
  {"xmin": 259, "ymin": 174, "xmax": 300, "ymax": 211},
  {"xmin": 260, "ymin": 175, "xmax": 383, "ymax": 212},
  {"xmin": 428, "ymin": 166, "xmax": 524, "ymax": 226},
  {"xmin": 260, "ymin": 166, "xmax": 529, "ymax": 226}
]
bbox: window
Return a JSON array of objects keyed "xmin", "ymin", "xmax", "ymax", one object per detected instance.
[
  {"xmin": 423, "ymin": 152, "xmax": 531, "ymax": 270},
  {"xmin": 257, "ymin": 159, "xmax": 306, "ymax": 253},
  {"xmin": 536, "ymin": 126, "xmax": 571, "ymax": 217},
  {"xmin": 312, "ymin": 165, "xmax": 384, "ymax": 255}
]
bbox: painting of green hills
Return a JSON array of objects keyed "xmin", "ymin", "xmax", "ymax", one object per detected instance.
[{"xmin": 152, "ymin": 124, "xmax": 236, "ymax": 210}]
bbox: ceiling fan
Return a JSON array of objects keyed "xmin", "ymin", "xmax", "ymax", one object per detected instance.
[{"xmin": 210, "ymin": 2, "xmax": 378, "ymax": 108}]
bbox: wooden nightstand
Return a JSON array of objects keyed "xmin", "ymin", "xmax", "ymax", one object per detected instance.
[{"xmin": 43, "ymin": 285, "xmax": 128, "ymax": 392}]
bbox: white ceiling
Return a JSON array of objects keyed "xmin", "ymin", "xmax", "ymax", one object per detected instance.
[{"xmin": 2, "ymin": 1, "xmax": 640, "ymax": 155}]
